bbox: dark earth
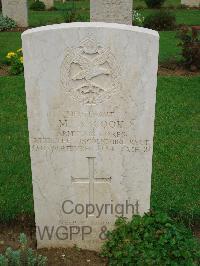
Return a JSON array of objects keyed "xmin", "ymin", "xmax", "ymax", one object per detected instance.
[
  {"xmin": 0, "ymin": 216, "xmax": 107, "ymax": 266},
  {"xmin": 0, "ymin": 215, "xmax": 199, "ymax": 265}
]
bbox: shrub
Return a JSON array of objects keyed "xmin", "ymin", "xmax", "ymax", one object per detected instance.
[
  {"xmin": 75, "ymin": 12, "xmax": 89, "ymax": 22},
  {"xmin": 62, "ymin": 9, "xmax": 80, "ymax": 23},
  {"xmin": 177, "ymin": 26, "xmax": 200, "ymax": 71},
  {"xmin": 133, "ymin": 11, "xmax": 145, "ymax": 27},
  {"xmin": 30, "ymin": 0, "xmax": 45, "ymax": 11},
  {"xmin": 5, "ymin": 48, "xmax": 24, "ymax": 75},
  {"xmin": 101, "ymin": 211, "xmax": 200, "ymax": 265},
  {"xmin": 0, "ymin": 233, "xmax": 47, "ymax": 265},
  {"xmin": 145, "ymin": 0, "xmax": 165, "ymax": 8},
  {"xmin": 0, "ymin": 15, "xmax": 16, "ymax": 31},
  {"xmin": 144, "ymin": 10, "xmax": 176, "ymax": 31}
]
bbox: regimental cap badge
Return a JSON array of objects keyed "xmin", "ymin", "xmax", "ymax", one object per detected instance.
[{"xmin": 61, "ymin": 37, "xmax": 121, "ymax": 105}]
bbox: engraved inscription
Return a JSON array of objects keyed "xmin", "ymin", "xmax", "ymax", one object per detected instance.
[
  {"xmin": 60, "ymin": 37, "xmax": 121, "ymax": 105},
  {"xmin": 71, "ymin": 157, "xmax": 111, "ymax": 205}
]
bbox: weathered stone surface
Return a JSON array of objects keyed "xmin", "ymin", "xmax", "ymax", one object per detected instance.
[
  {"xmin": 22, "ymin": 23, "xmax": 159, "ymax": 251},
  {"xmin": 181, "ymin": 0, "xmax": 200, "ymax": 6},
  {"xmin": 2, "ymin": 0, "xmax": 28, "ymax": 27},
  {"xmin": 90, "ymin": 0, "xmax": 133, "ymax": 25},
  {"xmin": 41, "ymin": 0, "xmax": 54, "ymax": 9}
]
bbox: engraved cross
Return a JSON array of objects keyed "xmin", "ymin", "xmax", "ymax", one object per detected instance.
[{"xmin": 71, "ymin": 157, "xmax": 111, "ymax": 205}]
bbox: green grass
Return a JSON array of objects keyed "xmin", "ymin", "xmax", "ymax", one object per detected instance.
[
  {"xmin": 174, "ymin": 9, "xmax": 200, "ymax": 26},
  {"xmin": 0, "ymin": 76, "xmax": 199, "ymax": 223},
  {"xmin": 1, "ymin": 2, "xmax": 199, "ymax": 28},
  {"xmin": 54, "ymin": 0, "xmax": 89, "ymax": 10},
  {"xmin": 29, "ymin": 10, "xmax": 64, "ymax": 27},
  {"xmin": 159, "ymin": 31, "xmax": 181, "ymax": 63},
  {"xmin": 0, "ymin": 76, "xmax": 33, "ymax": 221},
  {"xmin": 0, "ymin": 33, "xmax": 21, "ymax": 64},
  {"xmin": 49, "ymin": 0, "xmax": 187, "ymax": 10},
  {"xmin": 27, "ymin": 2, "xmax": 200, "ymax": 27},
  {"xmin": 134, "ymin": 0, "xmax": 181, "ymax": 8},
  {"xmin": 141, "ymin": 9, "xmax": 200, "ymax": 26},
  {"xmin": 152, "ymin": 76, "xmax": 200, "ymax": 224},
  {"xmin": 35, "ymin": 0, "xmax": 185, "ymax": 10}
]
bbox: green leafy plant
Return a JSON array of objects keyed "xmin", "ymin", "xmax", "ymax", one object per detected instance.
[
  {"xmin": 177, "ymin": 26, "xmax": 200, "ymax": 71},
  {"xmin": 133, "ymin": 11, "xmax": 145, "ymax": 27},
  {"xmin": 30, "ymin": 0, "xmax": 45, "ymax": 11},
  {"xmin": 63, "ymin": 9, "xmax": 77, "ymax": 23},
  {"xmin": 61, "ymin": 0, "xmax": 82, "ymax": 23},
  {"xmin": 144, "ymin": 10, "xmax": 176, "ymax": 31},
  {"xmin": 0, "ymin": 15, "xmax": 16, "ymax": 31},
  {"xmin": 5, "ymin": 48, "xmax": 24, "ymax": 75},
  {"xmin": 145, "ymin": 0, "xmax": 165, "ymax": 8},
  {"xmin": 74, "ymin": 12, "xmax": 89, "ymax": 22},
  {"xmin": 101, "ymin": 211, "xmax": 200, "ymax": 265},
  {"xmin": 0, "ymin": 233, "xmax": 47, "ymax": 265},
  {"xmin": 62, "ymin": 8, "xmax": 82, "ymax": 23}
]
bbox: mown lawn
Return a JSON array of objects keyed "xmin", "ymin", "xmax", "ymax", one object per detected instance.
[
  {"xmin": 159, "ymin": 31, "xmax": 181, "ymax": 63},
  {"xmin": 28, "ymin": 10, "xmax": 66, "ymax": 27},
  {"xmin": 141, "ymin": 9, "xmax": 200, "ymax": 26},
  {"xmin": 28, "ymin": 9, "xmax": 200, "ymax": 27},
  {"xmin": 152, "ymin": 76, "xmax": 200, "ymax": 224},
  {"xmin": 134, "ymin": 0, "xmax": 181, "ymax": 8},
  {"xmin": 24, "ymin": 0, "xmax": 200, "ymax": 27},
  {"xmin": 0, "ymin": 33, "xmax": 21, "ymax": 64},
  {"xmin": 0, "ymin": 75, "xmax": 199, "ymax": 223},
  {"xmin": 0, "ymin": 76, "xmax": 33, "ymax": 221},
  {"xmin": 0, "ymin": 31, "xmax": 181, "ymax": 64},
  {"xmin": 28, "ymin": 0, "xmax": 182, "ymax": 10}
]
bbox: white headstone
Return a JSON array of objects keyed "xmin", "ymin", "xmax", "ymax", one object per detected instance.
[
  {"xmin": 90, "ymin": 0, "xmax": 133, "ymax": 25},
  {"xmin": 2, "ymin": 0, "xmax": 28, "ymax": 27},
  {"xmin": 181, "ymin": 0, "xmax": 200, "ymax": 6},
  {"xmin": 41, "ymin": 0, "xmax": 54, "ymax": 9},
  {"xmin": 22, "ymin": 23, "xmax": 159, "ymax": 251}
]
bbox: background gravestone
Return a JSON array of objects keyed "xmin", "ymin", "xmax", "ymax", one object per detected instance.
[
  {"xmin": 41, "ymin": 0, "xmax": 54, "ymax": 9},
  {"xmin": 2, "ymin": 0, "xmax": 28, "ymax": 27},
  {"xmin": 22, "ymin": 23, "xmax": 159, "ymax": 251},
  {"xmin": 181, "ymin": 0, "xmax": 200, "ymax": 6},
  {"xmin": 90, "ymin": 0, "xmax": 133, "ymax": 25}
]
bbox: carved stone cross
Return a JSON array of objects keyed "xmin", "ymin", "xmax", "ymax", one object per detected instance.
[{"xmin": 71, "ymin": 157, "xmax": 112, "ymax": 204}]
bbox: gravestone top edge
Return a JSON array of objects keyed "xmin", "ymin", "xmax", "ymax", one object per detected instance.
[{"xmin": 22, "ymin": 22, "xmax": 159, "ymax": 39}]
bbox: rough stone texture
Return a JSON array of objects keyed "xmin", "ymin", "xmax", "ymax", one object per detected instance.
[
  {"xmin": 2, "ymin": 0, "xmax": 28, "ymax": 27},
  {"xmin": 22, "ymin": 23, "xmax": 159, "ymax": 251},
  {"xmin": 181, "ymin": 0, "xmax": 200, "ymax": 6},
  {"xmin": 90, "ymin": 0, "xmax": 133, "ymax": 25}
]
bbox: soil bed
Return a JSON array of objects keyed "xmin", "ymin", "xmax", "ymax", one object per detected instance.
[
  {"xmin": 0, "ymin": 215, "xmax": 199, "ymax": 265},
  {"xmin": 0, "ymin": 216, "xmax": 107, "ymax": 266},
  {"xmin": 0, "ymin": 65, "xmax": 9, "ymax": 77},
  {"xmin": 1, "ymin": 27, "xmax": 29, "ymax": 32},
  {"xmin": 158, "ymin": 62, "xmax": 200, "ymax": 76}
]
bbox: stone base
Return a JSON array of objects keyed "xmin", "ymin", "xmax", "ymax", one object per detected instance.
[{"xmin": 181, "ymin": 0, "xmax": 200, "ymax": 7}]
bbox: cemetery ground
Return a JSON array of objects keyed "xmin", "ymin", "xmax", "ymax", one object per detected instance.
[{"xmin": 0, "ymin": 1, "xmax": 200, "ymax": 265}]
